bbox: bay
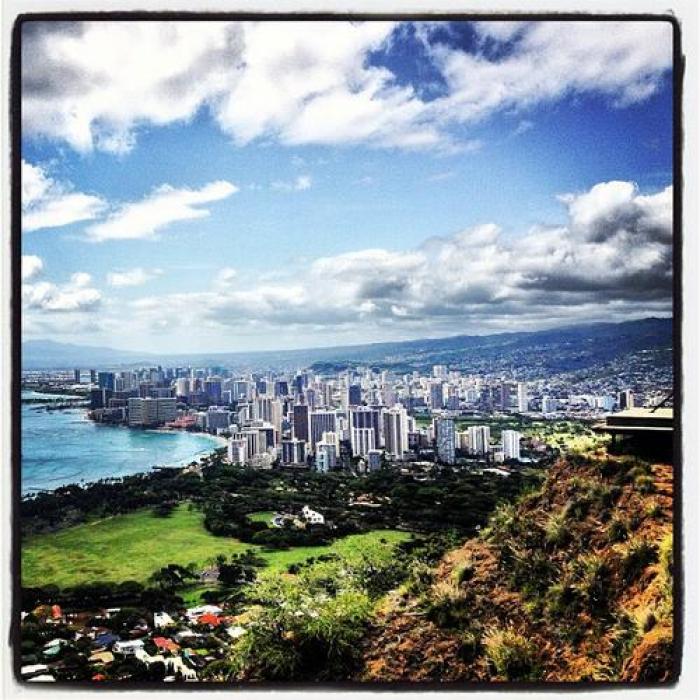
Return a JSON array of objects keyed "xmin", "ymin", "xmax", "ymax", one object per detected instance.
[{"xmin": 21, "ymin": 391, "xmax": 223, "ymax": 494}]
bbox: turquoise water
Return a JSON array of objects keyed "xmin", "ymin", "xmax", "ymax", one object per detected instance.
[{"xmin": 21, "ymin": 391, "xmax": 222, "ymax": 494}]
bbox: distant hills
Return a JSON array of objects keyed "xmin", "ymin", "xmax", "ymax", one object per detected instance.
[{"xmin": 22, "ymin": 317, "xmax": 672, "ymax": 375}]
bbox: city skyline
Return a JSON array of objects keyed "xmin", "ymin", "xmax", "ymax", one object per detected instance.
[{"xmin": 21, "ymin": 19, "xmax": 674, "ymax": 353}]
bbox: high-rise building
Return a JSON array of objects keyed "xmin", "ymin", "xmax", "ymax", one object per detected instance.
[
  {"xmin": 432, "ymin": 365, "xmax": 448, "ymax": 379},
  {"xmin": 232, "ymin": 380, "xmax": 251, "ymax": 401},
  {"xmin": 436, "ymin": 417, "xmax": 456, "ymax": 465},
  {"xmin": 310, "ymin": 411, "xmax": 337, "ymax": 452},
  {"xmin": 468, "ymin": 425, "xmax": 491, "ymax": 456},
  {"xmin": 457, "ymin": 430, "xmax": 471, "ymax": 451},
  {"xmin": 227, "ymin": 438, "xmax": 248, "ymax": 465},
  {"xmin": 204, "ymin": 378, "xmax": 222, "ymax": 404},
  {"xmin": 351, "ymin": 427, "xmax": 375, "ymax": 457},
  {"xmin": 367, "ymin": 449, "xmax": 383, "ymax": 472},
  {"xmin": 618, "ymin": 390, "xmax": 635, "ymax": 410},
  {"xmin": 293, "ymin": 403, "xmax": 310, "ymax": 443},
  {"xmin": 73, "ymin": 368, "xmax": 81, "ymax": 384},
  {"xmin": 281, "ymin": 438, "xmax": 307, "ymax": 465},
  {"xmin": 232, "ymin": 429, "xmax": 261, "ymax": 461},
  {"xmin": 541, "ymin": 395, "xmax": 557, "ymax": 413},
  {"xmin": 254, "ymin": 397, "xmax": 273, "ymax": 422},
  {"xmin": 315, "ymin": 442, "xmax": 337, "ymax": 473},
  {"xmin": 349, "ymin": 406, "xmax": 381, "ymax": 453},
  {"xmin": 347, "ymin": 384, "xmax": 362, "ymax": 406},
  {"xmin": 499, "ymin": 382, "xmax": 519, "ymax": 412},
  {"xmin": 517, "ymin": 382, "xmax": 529, "ymax": 413},
  {"xmin": 383, "ymin": 405, "xmax": 409, "ymax": 460},
  {"xmin": 98, "ymin": 372, "xmax": 115, "ymax": 391},
  {"xmin": 502, "ymin": 430, "xmax": 522, "ymax": 460},
  {"xmin": 128, "ymin": 397, "xmax": 176, "ymax": 427},
  {"xmin": 206, "ymin": 407, "xmax": 233, "ymax": 432},
  {"xmin": 175, "ymin": 377, "xmax": 190, "ymax": 398},
  {"xmin": 429, "ymin": 381, "xmax": 444, "ymax": 410}
]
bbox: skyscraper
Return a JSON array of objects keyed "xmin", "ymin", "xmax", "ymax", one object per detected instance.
[
  {"xmin": 383, "ymin": 405, "xmax": 409, "ymax": 460},
  {"xmin": 429, "ymin": 381, "xmax": 444, "ymax": 410},
  {"xmin": 98, "ymin": 371, "xmax": 115, "ymax": 391},
  {"xmin": 310, "ymin": 411, "xmax": 337, "ymax": 452},
  {"xmin": 618, "ymin": 390, "xmax": 635, "ymax": 410},
  {"xmin": 436, "ymin": 417, "xmax": 456, "ymax": 465},
  {"xmin": 347, "ymin": 384, "xmax": 362, "ymax": 406},
  {"xmin": 468, "ymin": 425, "xmax": 491, "ymax": 456},
  {"xmin": 281, "ymin": 438, "xmax": 307, "ymax": 465},
  {"xmin": 351, "ymin": 427, "xmax": 375, "ymax": 457},
  {"xmin": 349, "ymin": 406, "xmax": 381, "ymax": 453},
  {"xmin": 315, "ymin": 441, "xmax": 337, "ymax": 473},
  {"xmin": 502, "ymin": 430, "xmax": 522, "ymax": 460},
  {"xmin": 293, "ymin": 403, "xmax": 310, "ymax": 443},
  {"xmin": 517, "ymin": 382, "xmax": 529, "ymax": 413}
]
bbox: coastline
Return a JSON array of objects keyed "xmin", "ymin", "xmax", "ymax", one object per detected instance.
[{"xmin": 22, "ymin": 404, "xmax": 228, "ymax": 495}]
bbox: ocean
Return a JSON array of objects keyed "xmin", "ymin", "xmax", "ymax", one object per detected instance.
[{"xmin": 21, "ymin": 391, "xmax": 223, "ymax": 494}]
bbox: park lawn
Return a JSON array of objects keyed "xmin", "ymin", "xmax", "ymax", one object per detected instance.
[
  {"xmin": 22, "ymin": 504, "xmax": 414, "ymax": 589},
  {"xmin": 22, "ymin": 505, "xmax": 254, "ymax": 588},
  {"xmin": 247, "ymin": 511, "xmax": 275, "ymax": 525}
]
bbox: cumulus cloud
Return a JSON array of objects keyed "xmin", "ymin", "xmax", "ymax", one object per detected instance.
[
  {"xmin": 22, "ymin": 20, "xmax": 672, "ymax": 153},
  {"xmin": 21, "ymin": 254, "xmax": 43, "ymax": 280},
  {"xmin": 23, "ymin": 270, "xmax": 101, "ymax": 312},
  {"xmin": 22, "ymin": 160, "xmax": 106, "ymax": 231},
  {"xmin": 85, "ymin": 180, "xmax": 238, "ymax": 242},
  {"xmin": 431, "ymin": 21, "xmax": 672, "ymax": 123},
  {"xmin": 107, "ymin": 267, "xmax": 162, "ymax": 287},
  {"xmin": 122, "ymin": 180, "xmax": 671, "ymax": 340}
]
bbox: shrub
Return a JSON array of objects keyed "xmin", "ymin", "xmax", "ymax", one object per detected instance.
[
  {"xmin": 645, "ymin": 502, "xmax": 663, "ymax": 519},
  {"xmin": 483, "ymin": 627, "xmax": 541, "ymax": 681},
  {"xmin": 634, "ymin": 475, "xmax": 655, "ymax": 494},
  {"xmin": 453, "ymin": 561, "xmax": 475, "ymax": 586},
  {"xmin": 545, "ymin": 511, "xmax": 570, "ymax": 549},
  {"xmin": 563, "ymin": 495, "xmax": 591, "ymax": 521},
  {"xmin": 404, "ymin": 561, "xmax": 434, "ymax": 596},
  {"xmin": 423, "ymin": 582, "xmax": 471, "ymax": 628},
  {"xmin": 574, "ymin": 554, "xmax": 612, "ymax": 615},
  {"xmin": 545, "ymin": 582, "xmax": 582, "ymax": 620},
  {"xmin": 457, "ymin": 629, "xmax": 482, "ymax": 663},
  {"xmin": 609, "ymin": 611, "xmax": 640, "ymax": 671},
  {"xmin": 621, "ymin": 540, "xmax": 658, "ymax": 585},
  {"xmin": 607, "ymin": 518, "xmax": 628, "ymax": 544}
]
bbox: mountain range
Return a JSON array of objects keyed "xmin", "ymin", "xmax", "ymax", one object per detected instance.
[{"xmin": 21, "ymin": 317, "xmax": 673, "ymax": 375}]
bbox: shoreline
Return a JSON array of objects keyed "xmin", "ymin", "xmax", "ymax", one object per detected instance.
[{"xmin": 22, "ymin": 407, "xmax": 227, "ymax": 497}]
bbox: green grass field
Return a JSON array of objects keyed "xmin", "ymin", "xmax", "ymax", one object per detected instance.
[
  {"xmin": 247, "ymin": 511, "xmax": 275, "ymax": 525},
  {"xmin": 22, "ymin": 504, "xmax": 413, "ymax": 589}
]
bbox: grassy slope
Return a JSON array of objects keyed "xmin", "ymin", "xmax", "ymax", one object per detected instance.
[
  {"xmin": 22, "ymin": 504, "xmax": 411, "ymax": 588},
  {"xmin": 360, "ymin": 454, "xmax": 674, "ymax": 683}
]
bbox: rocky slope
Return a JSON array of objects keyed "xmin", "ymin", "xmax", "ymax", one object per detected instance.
[{"xmin": 358, "ymin": 453, "xmax": 675, "ymax": 683}]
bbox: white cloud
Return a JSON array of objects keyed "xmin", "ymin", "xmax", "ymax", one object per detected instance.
[
  {"xmin": 70, "ymin": 272, "xmax": 93, "ymax": 287},
  {"xmin": 23, "ymin": 271, "xmax": 101, "ymax": 312},
  {"xmin": 85, "ymin": 180, "xmax": 238, "ymax": 242},
  {"xmin": 21, "ymin": 255, "xmax": 43, "ymax": 281},
  {"xmin": 431, "ymin": 21, "xmax": 672, "ymax": 125},
  {"xmin": 22, "ymin": 160, "xmax": 106, "ymax": 231},
  {"xmin": 107, "ymin": 267, "xmax": 162, "ymax": 287},
  {"xmin": 22, "ymin": 20, "xmax": 672, "ymax": 154},
  {"xmin": 271, "ymin": 174, "xmax": 312, "ymax": 192},
  {"xmin": 121, "ymin": 180, "xmax": 671, "ymax": 340},
  {"xmin": 214, "ymin": 267, "xmax": 238, "ymax": 289}
]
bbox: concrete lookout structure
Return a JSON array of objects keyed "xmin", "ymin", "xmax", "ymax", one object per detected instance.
[{"xmin": 593, "ymin": 407, "xmax": 674, "ymax": 461}]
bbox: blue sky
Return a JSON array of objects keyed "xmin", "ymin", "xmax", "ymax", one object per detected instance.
[{"xmin": 21, "ymin": 20, "xmax": 674, "ymax": 353}]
